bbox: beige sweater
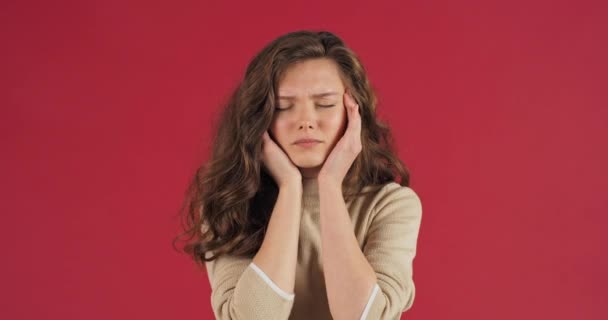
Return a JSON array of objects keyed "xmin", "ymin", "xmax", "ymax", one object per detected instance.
[{"xmin": 205, "ymin": 177, "xmax": 423, "ymax": 320}]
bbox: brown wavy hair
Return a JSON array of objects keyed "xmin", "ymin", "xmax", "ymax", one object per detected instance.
[{"xmin": 172, "ymin": 30, "xmax": 411, "ymax": 270}]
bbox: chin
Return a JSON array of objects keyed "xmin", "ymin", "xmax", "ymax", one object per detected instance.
[{"xmin": 291, "ymin": 155, "xmax": 325, "ymax": 168}]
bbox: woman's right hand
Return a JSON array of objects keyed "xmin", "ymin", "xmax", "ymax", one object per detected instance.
[{"xmin": 261, "ymin": 130, "xmax": 302, "ymax": 188}]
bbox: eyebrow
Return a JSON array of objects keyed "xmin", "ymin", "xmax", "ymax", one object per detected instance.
[{"xmin": 278, "ymin": 92, "xmax": 339, "ymax": 100}]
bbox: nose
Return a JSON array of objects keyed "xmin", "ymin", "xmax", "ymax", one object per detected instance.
[
  {"xmin": 299, "ymin": 121, "xmax": 313, "ymax": 130},
  {"xmin": 296, "ymin": 103, "xmax": 316, "ymax": 130}
]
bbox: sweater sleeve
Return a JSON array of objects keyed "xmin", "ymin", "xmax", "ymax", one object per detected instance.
[
  {"xmin": 205, "ymin": 252, "xmax": 296, "ymax": 320},
  {"xmin": 360, "ymin": 183, "xmax": 423, "ymax": 319}
]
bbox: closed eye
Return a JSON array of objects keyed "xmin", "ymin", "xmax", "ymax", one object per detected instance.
[{"xmin": 275, "ymin": 104, "xmax": 336, "ymax": 111}]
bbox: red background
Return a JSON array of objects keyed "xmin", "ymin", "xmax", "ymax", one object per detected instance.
[{"xmin": 2, "ymin": 0, "xmax": 607, "ymax": 319}]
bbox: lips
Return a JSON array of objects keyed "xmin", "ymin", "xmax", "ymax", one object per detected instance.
[{"xmin": 294, "ymin": 138, "xmax": 322, "ymax": 144}]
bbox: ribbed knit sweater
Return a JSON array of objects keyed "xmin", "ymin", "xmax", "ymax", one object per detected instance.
[{"xmin": 205, "ymin": 177, "xmax": 423, "ymax": 320}]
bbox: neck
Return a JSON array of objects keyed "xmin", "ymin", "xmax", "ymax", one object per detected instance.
[
  {"xmin": 299, "ymin": 166, "xmax": 321, "ymax": 179},
  {"xmin": 302, "ymin": 176, "xmax": 319, "ymax": 198}
]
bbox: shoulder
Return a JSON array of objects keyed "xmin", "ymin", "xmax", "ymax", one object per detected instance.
[
  {"xmin": 371, "ymin": 182, "xmax": 422, "ymax": 217},
  {"xmin": 378, "ymin": 182, "xmax": 421, "ymax": 200}
]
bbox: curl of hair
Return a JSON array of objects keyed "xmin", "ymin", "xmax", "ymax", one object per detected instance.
[{"xmin": 172, "ymin": 30, "xmax": 411, "ymax": 270}]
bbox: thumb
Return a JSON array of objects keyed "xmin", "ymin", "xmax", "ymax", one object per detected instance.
[
  {"xmin": 263, "ymin": 131, "xmax": 271, "ymax": 141},
  {"xmin": 261, "ymin": 131, "xmax": 269, "ymax": 146}
]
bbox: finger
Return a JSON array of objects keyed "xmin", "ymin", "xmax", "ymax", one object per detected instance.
[
  {"xmin": 344, "ymin": 91, "xmax": 361, "ymax": 132},
  {"xmin": 344, "ymin": 90, "xmax": 354, "ymax": 109},
  {"xmin": 346, "ymin": 90, "xmax": 359, "ymax": 108}
]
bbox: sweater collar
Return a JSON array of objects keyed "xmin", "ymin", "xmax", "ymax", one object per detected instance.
[{"xmin": 302, "ymin": 177, "xmax": 319, "ymax": 198}]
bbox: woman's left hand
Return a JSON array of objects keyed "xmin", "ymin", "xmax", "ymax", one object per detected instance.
[{"xmin": 318, "ymin": 90, "xmax": 362, "ymax": 186}]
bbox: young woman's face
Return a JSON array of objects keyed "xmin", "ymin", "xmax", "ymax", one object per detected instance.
[{"xmin": 269, "ymin": 58, "xmax": 348, "ymax": 179}]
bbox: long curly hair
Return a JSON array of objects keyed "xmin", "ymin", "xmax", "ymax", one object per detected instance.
[{"xmin": 172, "ymin": 30, "xmax": 411, "ymax": 270}]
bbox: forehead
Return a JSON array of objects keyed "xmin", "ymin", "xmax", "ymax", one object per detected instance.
[{"xmin": 277, "ymin": 58, "xmax": 345, "ymax": 98}]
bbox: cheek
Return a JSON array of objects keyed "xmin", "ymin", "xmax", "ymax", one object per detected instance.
[{"xmin": 269, "ymin": 119, "xmax": 288, "ymax": 143}]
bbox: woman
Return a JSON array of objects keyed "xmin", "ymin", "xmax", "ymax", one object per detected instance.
[{"xmin": 174, "ymin": 30, "xmax": 423, "ymax": 320}]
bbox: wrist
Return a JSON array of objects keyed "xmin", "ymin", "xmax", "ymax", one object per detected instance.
[
  {"xmin": 317, "ymin": 175, "xmax": 342, "ymax": 191},
  {"xmin": 279, "ymin": 178, "xmax": 302, "ymax": 192}
]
